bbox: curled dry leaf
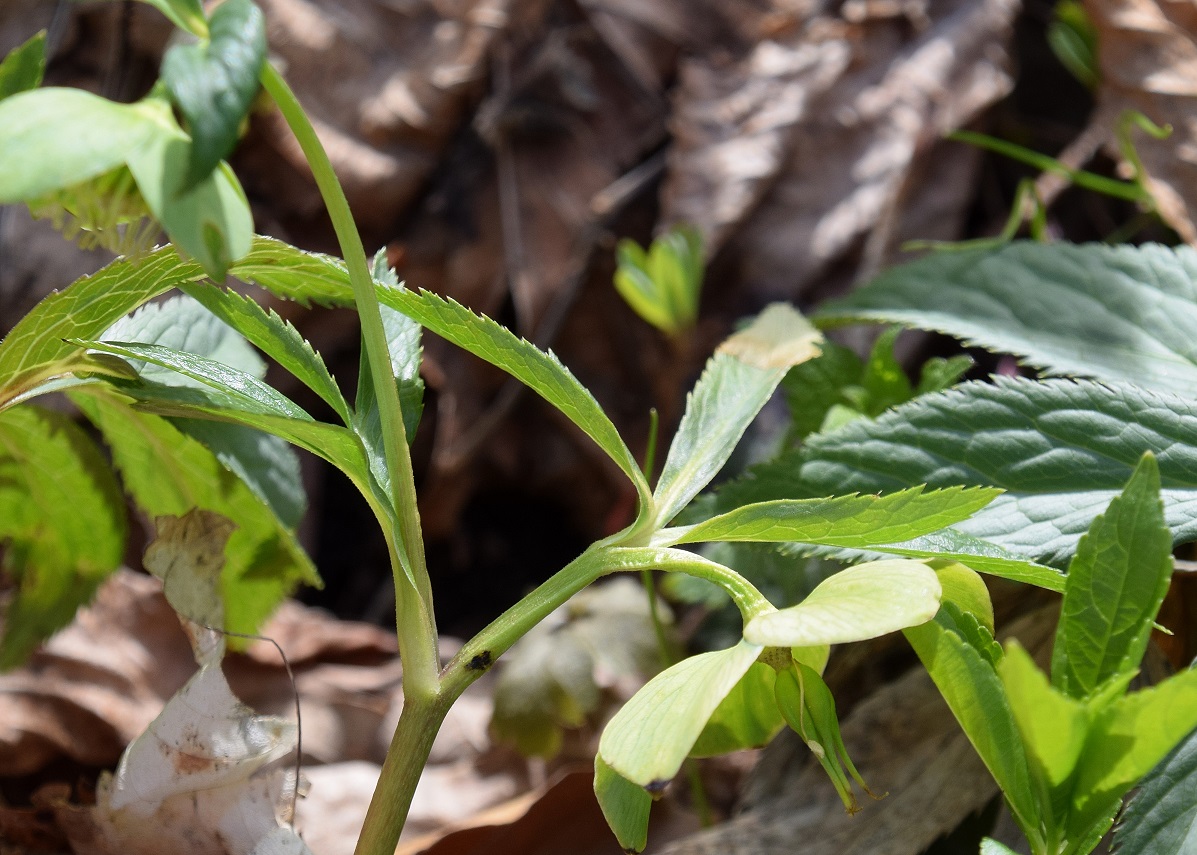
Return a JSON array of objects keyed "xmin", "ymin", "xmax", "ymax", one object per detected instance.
[{"xmin": 1084, "ymin": 0, "xmax": 1197, "ymax": 242}]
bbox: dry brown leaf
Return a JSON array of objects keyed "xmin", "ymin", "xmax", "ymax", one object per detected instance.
[
  {"xmin": 662, "ymin": 0, "xmax": 1018, "ymax": 300},
  {"xmin": 0, "ymin": 570, "xmax": 403, "ymax": 779},
  {"xmin": 244, "ymin": 0, "xmax": 536, "ymax": 237},
  {"xmin": 1084, "ymin": 0, "xmax": 1197, "ymax": 242},
  {"xmin": 397, "ymin": 768, "xmax": 701, "ymax": 855}
]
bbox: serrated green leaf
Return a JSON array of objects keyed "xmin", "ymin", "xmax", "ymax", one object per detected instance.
[
  {"xmin": 162, "ymin": 0, "xmax": 265, "ymax": 188},
  {"xmin": 1053, "ymin": 454, "xmax": 1172, "ymax": 699},
  {"xmin": 690, "ymin": 661, "xmax": 784, "ymax": 756},
  {"xmin": 0, "ymin": 89, "xmax": 159, "ymax": 203},
  {"xmin": 0, "ymin": 247, "xmax": 205, "ymax": 403},
  {"xmin": 104, "ymin": 293, "xmax": 266, "ymax": 381},
  {"xmin": 904, "ymin": 615, "xmax": 1039, "ymax": 832},
  {"xmin": 76, "ymin": 339, "xmax": 308, "ymax": 421},
  {"xmin": 0, "ymin": 405, "xmax": 126, "ymax": 668},
  {"xmin": 598, "ymin": 640, "xmax": 761, "ymax": 787},
  {"xmin": 172, "ymin": 418, "xmax": 305, "ymax": 529},
  {"xmin": 381, "ymin": 287, "xmax": 650, "ymax": 506},
  {"xmin": 744, "ymin": 559, "xmax": 940, "ymax": 647},
  {"xmin": 1115, "ymin": 723, "xmax": 1197, "ymax": 854},
  {"xmin": 125, "ymin": 108, "xmax": 254, "ymax": 280},
  {"xmin": 128, "ymin": 0, "xmax": 209, "ymax": 35},
  {"xmin": 998, "ymin": 641, "xmax": 1089, "ymax": 789},
  {"xmin": 74, "ymin": 391, "xmax": 319, "ymax": 637},
  {"xmin": 1072, "ymin": 669, "xmax": 1197, "ymax": 835},
  {"xmin": 795, "ymin": 377, "xmax": 1197, "ymax": 565},
  {"xmin": 817, "ymin": 242, "xmax": 1197, "ymax": 398},
  {"xmin": 660, "ymin": 486, "xmax": 999, "ymax": 548},
  {"xmin": 0, "ymin": 31, "xmax": 45, "ymax": 101},
  {"xmin": 654, "ymin": 305, "xmax": 822, "ymax": 526},
  {"xmin": 595, "ymin": 757, "xmax": 652, "ymax": 855},
  {"xmin": 182, "ymin": 282, "xmax": 350, "ymax": 423},
  {"xmin": 229, "ymin": 237, "xmax": 355, "ymax": 306}
]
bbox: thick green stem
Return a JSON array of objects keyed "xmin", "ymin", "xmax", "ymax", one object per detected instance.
[
  {"xmin": 259, "ymin": 63, "xmax": 438, "ymax": 695},
  {"xmin": 442, "ymin": 544, "xmax": 772, "ymax": 698},
  {"xmin": 352, "ymin": 695, "xmax": 451, "ymax": 855}
]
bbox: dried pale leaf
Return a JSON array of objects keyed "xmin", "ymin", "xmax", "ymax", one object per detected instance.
[
  {"xmin": 1084, "ymin": 0, "xmax": 1197, "ymax": 242},
  {"xmin": 105, "ymin": 661, "xmax": 296, "ymax": 815},
  {"xmin": 144, "ymin": 509, "xmax": 236, "ymax": 635},
  {"xmin": 662, "ymin": 0, "xmax": 1017, "ymax": 296}
]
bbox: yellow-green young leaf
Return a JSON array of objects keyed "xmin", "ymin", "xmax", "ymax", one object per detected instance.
[
  {"xmin": 1115, "ymin": 723, "xmax": 1197, "ymax": 854},
  {"xmin": 744, "ymin": 560, "xmax": 940, "ymax": 648},
  {"xmin": 690, "ymin": 661, "xmax": 784, "ymax": 757},
  {"xmin": 613, "ymin": 226, "xmax": 703, "ymax": 337},
  {"xmin": 933, "ymin": 562, "xmax": 994, "ymax": 635},
  {"xmin": 129, "ymin": 0, "xmax": 209, "ymax": 35},
  {"xmin": 653, "ymin": 304, "xmax": 822, "ymax": 526},
  {"xmin": 0, "ymin": 89, "xmax": 158, "ymax": 203},
  {"xmin": 661, "ymin": 486, "xmax": 1000, "ymax": 548},
  {"xmin": 74, "ymin": 392, "xmax": 319, "ymax": 639},
  {"xmin": 1052, "ymin": 453, "xmax": 1172, "ymax": 700},
  {"xmin": 162, "ymin": 0, "xmax": 265, "ymax": 188},
  {"xmin": 598, "ymin": 640, "xmax": 761, "ymax": 788},
  {"xmin": 903, "ymin": 616, "xmax": 1040, "ymax": 832},
  {"xmin": 0, "ymin": 405, "xmax": 126, "ymax": 668},
  {"xmin": 997, "ymin": 642, "xmax": 1089, "ymax": 789},
  {"xmin": 1073, "ymin": 668, "xmax": 1197, "ymax": 823},
  {"xmin": 0, "ymin": 31, "xmax": 45, "ymax": 101},
  {"xmin": 980, "ymin": 839, "xmax": 1021, "ymax": 855},
  {"xmin": 595, "ymin": 757, "xmax": 652, "ymax": 855}
]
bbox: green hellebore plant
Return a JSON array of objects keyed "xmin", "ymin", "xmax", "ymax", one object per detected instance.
[{"xmin": 595, "ymin": 558, "xmax": 946, "ymax": 853}]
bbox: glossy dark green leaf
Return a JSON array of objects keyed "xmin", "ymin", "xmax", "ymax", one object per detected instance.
[
  {"xmin": 1052, "ymin": 454, "xmax": 1172, "ymax": 699},
  {"xmin": 1115, "ymin": 723, "xmax": 1197, "ymax": 854},
  {"xmin": 162, "ymin": 0, "xmax": 265, "ymax": 187},
  {"xmin": 795, "ymin": 378, "xmax": 1197, "ymax": 565},
  {"xmin": 0, "ymin": 31, "xmax": 45, "ymax": 101},
  {"xmin": 0, "ymin": 405, "xmax": 126, "ymax": 668},
  {"xmin": 818, "ymin": 242, "xmax": 1197, "ymax": 398}
]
